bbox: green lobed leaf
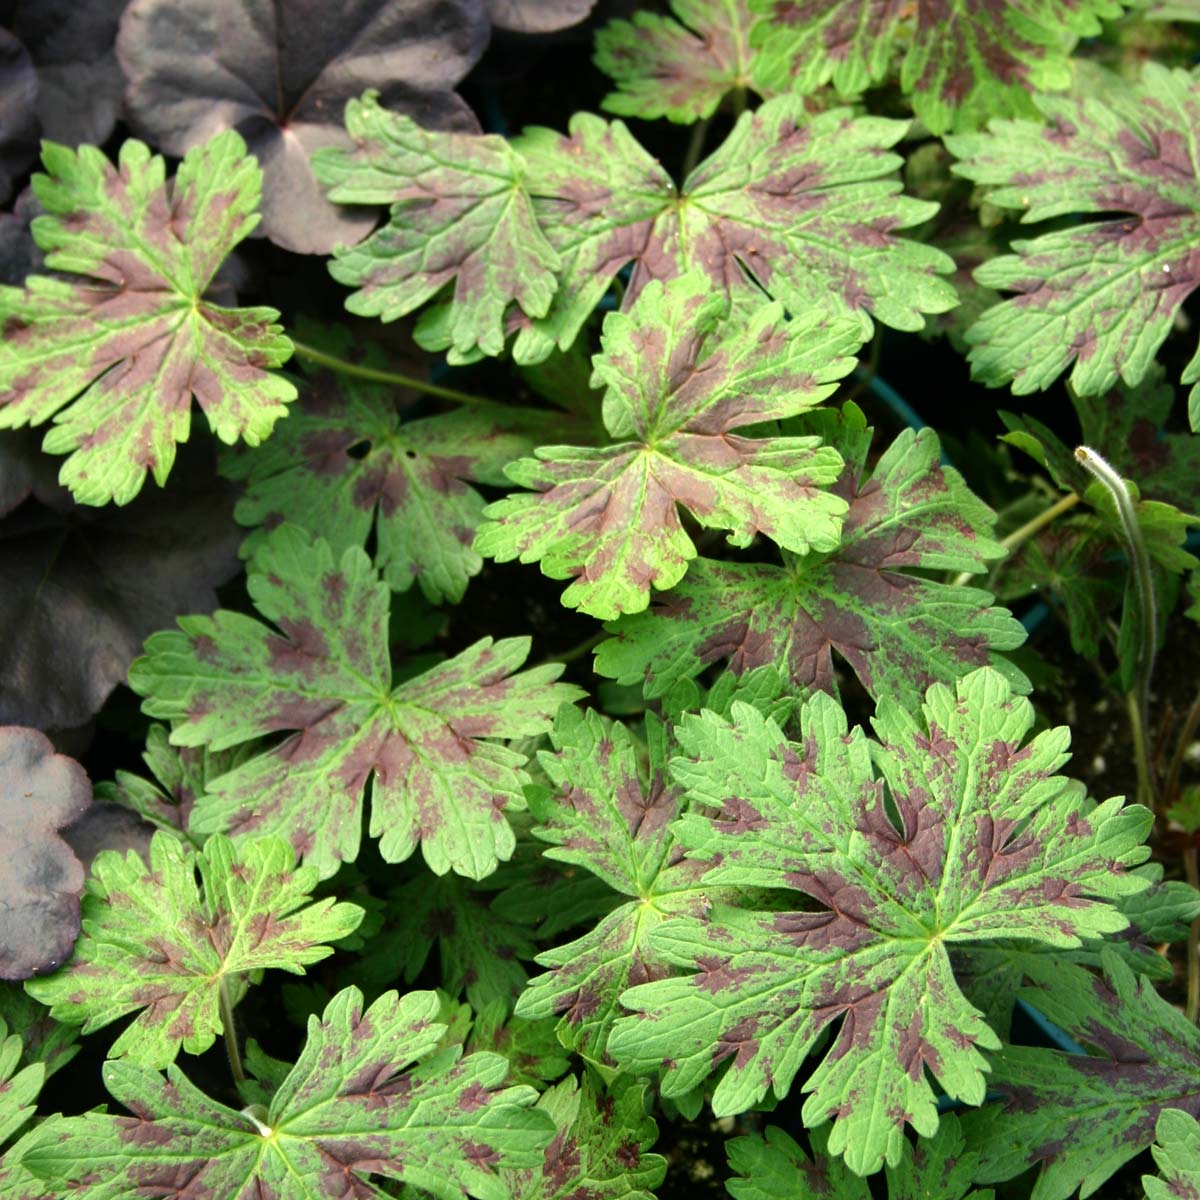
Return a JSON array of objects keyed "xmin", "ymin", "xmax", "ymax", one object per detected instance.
[
  {"xmin": 598, "ymin": 407, "xmax": 1027, "ymax": 710},
  {"xmin": 0, "ymin": 1018, "xmax": 43, "ymax": 1149},
  {"xmin": 466, "ymin": 1001, "xmax": 572, "ymax": 1090},
  {"xmin": 750, "ymin": 0, "xmax": 1126, "ymax": 134},
  {"xmin": 1145, "ymin": 1110, "xmax": 1200, "ymax": 1200},
  {"xmin": 594, "ymin": 0, "xmax": 757, "ymax": 123},
  {"xmin": 314, "ymin": 93, "xmax": 560, "ymax": 360},
  {"xmin": 608, "ymin": 668, "xmax": 1152, "ymax": 1176},
  {"xmin": 0, "ymin": 131, "xmax": 295, "ymax": 505},
  {"xmin": 948, "ymin": 64, "xmax": 1200, "ymax": 412},
  {"xmin": 128, "ymin": 525, "xmax": 583, "ymax": 880},
  {"xmin": 25, "ymin": 832, "xmax": 363, "ymax": 1069},
  {"xmin": 477, "ymin": 271, "xmax": 854, "ymax": 619},
  {"xmin": 20, "ymin": 987, "xmax": 554, "ymax": 1200}
]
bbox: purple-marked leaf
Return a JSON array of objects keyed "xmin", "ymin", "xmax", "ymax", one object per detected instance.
[
  {"xmin": 594, "ymin": 0, "xmax": 756, "ymax": 124},
  {"xmin": 128, "ymin": 525, "xmax": 582, "ymax": 880},
  {"xmin": 0, "ymin": 985, "xmax": 78, "ymax": 1080},
  {"xmin": 20, "ymin": 986, "xmax": 554, "ymax": 1199},
  {"xmin": 500, "ymin": 1074, "xmax": 666, "ymax": 1200},
  {"xmin": 1145, "ymin": 1110, "xmax": 1200, "ymax": 1200},
  {"xmin": 222, "ymin": 357, "xmax": 558, "ymax": 603},
  {"xmin": 0, "ymin": 28, "xmax": 37, "ymax": 206},
  {"xmin": 510, "ymin": 95, "xmax": 956, "ymax": 358},
  {"xmin": 948, "ymin": 64, "xmax": 1200, "ymax": 417},
  {"xmin": 963, "ymin": 952, "xmax": 1200, "ymax": 1200},
  {"xmin": 0, "ymin": 132, "xmax": 296, "ymax": 505},
  {"xmin": 477, "ymin": 272, "xmax": 855, "ymax": 619},
  {"xmin": 0, "ymin": 727, "xmax": 89, "ymax": 980},
  {"xmin": 25, "ymin": 832, "xmax": 363, "ymax": 1069},
  {"xmin": 314, "ymin": 92, "xmax": 560, "ymax": 359},
  {"xmin": 727, "ymin": 1115, "xmax": 984, "ymax": 1200},
  {"xmin": 362, "ymin": 871, "xmax": 536, "ymax": 1011},
  {"xmin": 0, "ymin": 433, "xmax": 241, "ymax": 729},
  {"xmin": 608, "ymin": 668, "xmax": 1152, "ymax": 1176},
  {"xmin": 489, "ymin": 0, "xmax": 597, "ymax": 32},
  {"xmin": 467, "ymin": 1001, "xmax": 572, "ymax": 1089},
  {"xmin": 116, "ymin": 0, "xmax": 488, "ymax": 254},
  {"xmin": 750, "ymin": 0, "xmax": 1126, "ymax": 134},
  {"xmin": 515, "ymin": 707, "xmax": 738, "ymax": 1064},
  {"xmin": 598, "ymin": 406, "xmax": 1027, "ymax": 710},
  {"xmin": 6, "ymin": 0, "xmax": 126, "ymax": 146},
  {"xmin": 0, "ymin": 1018, "xmax": 43, "ymax": 1149}
]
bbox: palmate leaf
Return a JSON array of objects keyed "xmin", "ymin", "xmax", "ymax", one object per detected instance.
[
  {"xmin": 750, "ymin": 0, "xmax": 1125, "ymax": 134},
  {"xmin": 25, "ymin": 832, "xmax": 363, "ymax": 1069},
  {"xmin": 597, "ymin": 406, "xmax": 1027, "ymax": 710},
  {"xmin": 948, "ymin": 64, "xmax": 1200, "ymax": 427},
  {"xmin": 594, "ymin": 0, "xmax": 757, "ymax": 123},
  {"xmin": 19, "ymin": 986, "xmax": 554, "ymax": 1200},
  {"xmin": 0, "ymin": 1018, "xmax": 44, "ymax": 1149},
  {"xmin": 962, "ymin": 953, "xmax": 1200, "ymax": 1200},
  {"xmin": 1145, "ymin": 1110, "xmax": 1200, "ymax": 1200},
  {"xmin": 608, "ymin": 668, "xmax": 1152, "ymax": 1176},
  {"xmin": 223, "ymin": 354, "xmax": 556, "ymax": 603},
  {"xmin": 0, "ymin": 131, "xmax": 296, "ymax": 505},
  {"xmin": 477, "ymin": 272, "xmax": 854, "ymax": 620},
  {"xmin": 128, "ymin": 525, "xmax": 582, "ymax": 880},
  {"xmin": 514, "ymin": 707, "xmax": 734, "ymax": 1065}
]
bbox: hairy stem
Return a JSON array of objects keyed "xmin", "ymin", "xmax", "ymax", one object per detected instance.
[
  {"xmin": 219, "ymin": 976, "xmax": 245, "ymax": 1085},
  {"xmin": 681, "ymin": 117, "xmax": 711, "ymax": 180},
  {"xmin": 950, "ymin": 490, "xmax": 1081, "ymax": 588},
  {"xmin": 1075, "ymin": 445, "xmax": 1158, "ymax": 811},
  {"xmin": 1164, "ymin": 688, "xmax": 1200, "ymax": 816},
  {"xmin": 289, "ymin": 339, "xmax": 493, "ymax": 409}
]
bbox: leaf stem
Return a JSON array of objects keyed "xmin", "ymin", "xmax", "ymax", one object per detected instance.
[
  {"xmin": 1186, "ymin": 843, "xmax": 1200, "ymax": 1024},
  {"xmin": 950, "ymin": 490, "xmax": 1081, "ymax": 587},
  {"xmin": 681, "ymin": 117, "xmax": 711, "ymax": 180},
  {"xmin": 289, "ymin": 339, "xmax": 493, "ymax": 409},
  {"xmin": 1164, "ymin": 687, "xmax": 1200, "ymax": 816},
  {"xmin": 537, "ymin": 630, "xmax": 605, "ymax": 669},
  {"xmin": 1075, "ymin": 445, "xmax": 1158, "ymax": 811},
  {"xmin": 219, "ymin": 976, "xmax": 245, "ymax": 1085}
]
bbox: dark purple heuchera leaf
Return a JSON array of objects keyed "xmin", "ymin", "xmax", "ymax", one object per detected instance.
[
  {"xmin": 594, "ymin": 0, "xmax": 757, "ymax": 123},
  {"xmin": 477, "ymin": 271, "xmax": 857, "ymax": 619},
  {"xmin": 0, "ymin": 187, "xmax": 43, "ymax": 286},
  {"xmin": 597, "ymin": 406, "xmax": 1027, "ymax": 711},
  {"xmin": 0, "ymin": 27, "xmax": 37, "ymax": 205},
  {"xmin": 0, "ymin": 132, "xmax": 297, "ymax": 505},
  {"xmin": 489, "ymin": 0, "xmax": 596, "ymax": 33},
  {"xmin": 128, "ymin": 525, "xmax": 582, "ymax": 881},
  {"xmin": 19, "ymin": 987, "xmax": 554, "ymax": 1199},
  {"xmin": 117, "ymin": 0, "xmax": 488, "ymax": 254},
  {"xmin": 0, "ymin": 726, "xmax": 89, "ymax": 980},
  {"xmin": 608, "ymin": 668, "xmax": 1153, "ymax": 1176},
  {"xmin": 0, "ymin": 431, "xmax": 241, "ymax": 730},
  {"xmin": 750, "ymin": 0, "xmax": 1126, "ymax": 134},
  {"xmin": 963, "ymin": 953, "xmax": 1200, "ymax": 1200},
  {"xmin": 948, "ymin": 64, "xmax": 1200, "ymax": 429}
]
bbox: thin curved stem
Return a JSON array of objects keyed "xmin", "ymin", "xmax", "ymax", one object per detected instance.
[
  {"xmin": 289, "ymin": 339, "xmax": 493, "ymax": 409},
  {"xmin": 1186, "ymin": 844, "xmax": 1200, "ymax": 1024},
  {"xmin": 219, "ymin": 976, "xmax": 245, "ymax": 1085},
  {"xmin": 681, "ymin": 117, "xmax": 711, "ymax": 180},
  {"xmin": 950, "ymin": 490, "xmax": 1081, "ymax": 588}
]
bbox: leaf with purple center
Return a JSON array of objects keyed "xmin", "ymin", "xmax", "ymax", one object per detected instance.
[
  {"xmin": 477, "ymin": 271, "xmax": 855, "ymax": 620},
  {"xmin": 593, "ymin": 0, "xmax": 758, "ymax": 124},
  {"xmin": 607, "ymin": 667, "xmax": 1152, "ymax": 1176},
  {"xmin": 750, "ymin": 0, "xmax": 1127, "ymax": 134},
  {"xmin": 596, "ymin": 405, "xmax": 1028, "ymax": 710},
  {"xmin": 0, "ymin": 131, "xmax": 296, "ymax": 505},
  {"xmin": 947, "ymin": 64, "xmax": 1200, "ymax": 426},
  {"xmin": 18, "ymin": 986, "xmax": 554, "ymax": 1199},
  {"xmin": 128, "ymin": 524, "xmax": 583, "ymax": 880},
  {"xmin": 25, "ymin": 831, "xmax": 362, "ymax": 1069},
  {"xmin": 1144, "ymin": 1110, "xmax": 1200, "ymax": 1200}
]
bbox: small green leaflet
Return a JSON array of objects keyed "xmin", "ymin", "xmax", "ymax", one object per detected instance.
[
  {"xmin": 964, "ymin": 952, "xmax": 1200, "ymax": 1200},
  {"xmin": 477, "ymin": 271, "xmax": 854, "ymax": 620},
  {"xmin": 515, "ymin": 706, "xmax": 734, "ymax": 1065},
  {"xmin": 314, "ymin": 93, "xmax": 559, "ymax": 361},
  {"xmin": 597, "ymin": 407, "xmax": 1027, "ymax": 710},
  {"xmin": 25, "ymin": 832, "xmax": 362, "ymax": 1070},
  {"xmin": 223, "ymin": 357, "xmax": 553, "ymax": 603},
  {"xmin": 0, "ymin": 1018, "xmax": 43, "ymax": 1148},
  {"xmin": 0, "ymin": 132, "xmax": 295, "ymax": 505},
  {"xmin": 18, "ymin": 987, "xmax": 554, "ymax": 1200},
  {"xmin": 948, "ymin": 64, "xmax": 1200, "ymax": 427},
  {"xmin": 727, "ymin": 1116, "xmax": 987, "ymax": 1200},
  {"xmin": 608, "ymin": 668, "xmax": 1152, "ymax": 1176},
  {"xmin": 128, "ymin": 525, "xmax": 582, "ymax": 879},
  {"xmin": 467, "ymin": 1002, "xmax": 572, "ymax": 1089},
  {"xmin": 594, "ymin": 0, "xmax": 757, "ymax": 123},
  {"xmin": 1145, "ymin": 1110, "xmax": 1200, "ymax": 1200},
  {"xmin": 749, "ymin": 0, "xmax": 1125, "ymax": 134},
  {"xmin": 501, "ymin": 1075, "xmax": 666, "ymax": 1200}
]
